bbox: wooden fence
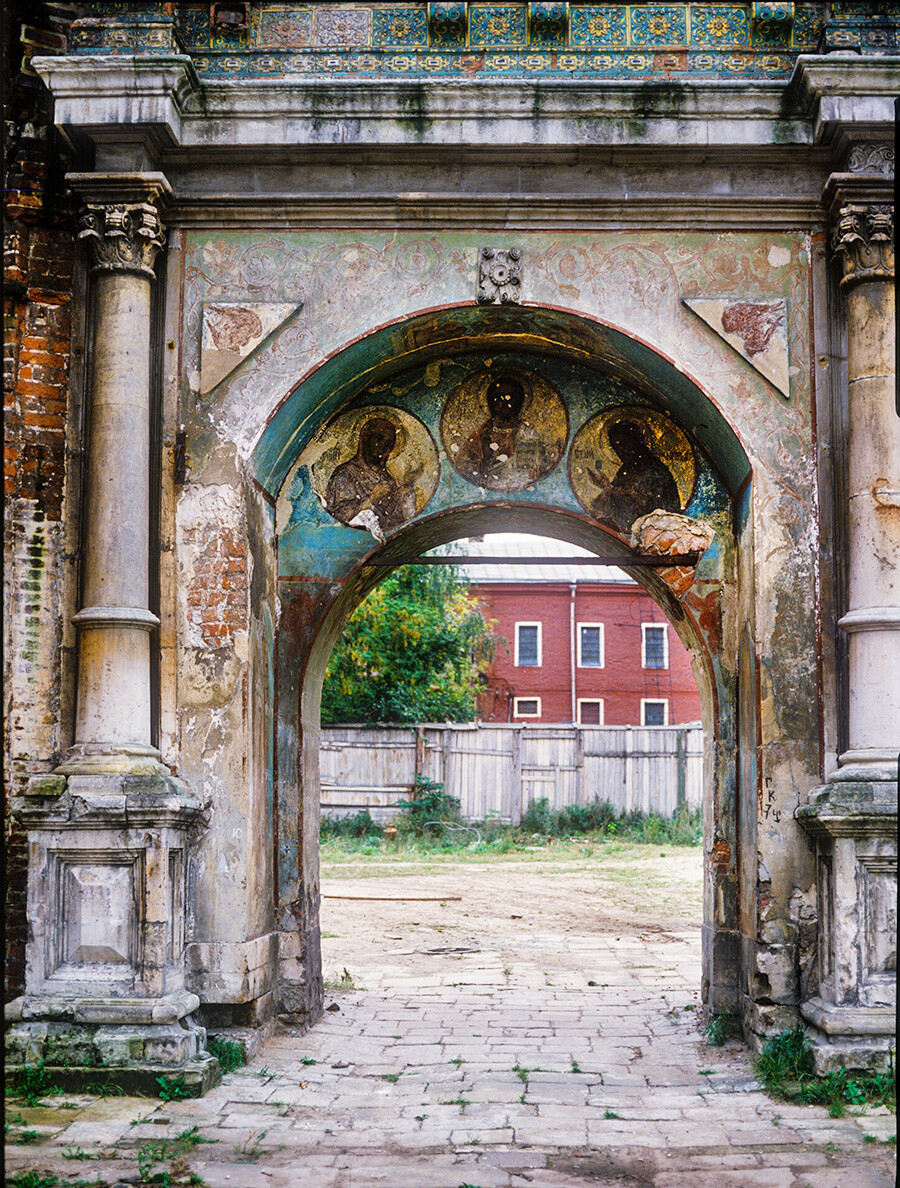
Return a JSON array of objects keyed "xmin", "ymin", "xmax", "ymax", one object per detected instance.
[{"xmin": 320, "ymin": 723, "xmax": 704, "ymax": 824}]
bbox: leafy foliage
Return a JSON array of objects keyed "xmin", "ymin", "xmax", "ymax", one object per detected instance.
[
  {"xmin": 321, "ymin": 562, "xmax": 497, "ymax": 725},
  {"xmin": 394, "ymin": 773, "xmax": 461, "ymax": 837}
]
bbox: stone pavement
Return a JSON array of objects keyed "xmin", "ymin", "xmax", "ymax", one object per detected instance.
[{"xmin": 5, "ymin": 930, "xmax": 896, "ymax": 1187}]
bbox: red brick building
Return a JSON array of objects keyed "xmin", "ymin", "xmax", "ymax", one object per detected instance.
[{"xmin": 466, "ymin": 537, "xmax": 702, "ymax": 727}]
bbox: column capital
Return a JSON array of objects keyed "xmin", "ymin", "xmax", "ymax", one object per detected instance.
[
  {"xmin": 824, "ymin": 173, "xmax": 894, "ymax": 292},
  {"xmin": 70, "ymin": 172, "xmax": 172, "ymax": 278}
]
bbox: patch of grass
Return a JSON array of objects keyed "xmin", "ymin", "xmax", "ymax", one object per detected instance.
[
  {"xmin": 604, "ymin": 1108, "xmax": 620, "ymax": 1119},
  {"xmin": 755, "ymin": 1027, "xmax": 896, "ymax": 1117},
  {"xmin": 300, "ymin": 1056, "xmax": 317, "ymax": 1066},
  {"xmin": 207, "ymin": 1035, "xmax": 247, "ymax": 1074},
  {"xmin": 441, "ymin": 1097, "xmax": 470, "ymax": 1111},
  {"xmin": 62, "ymin": 1145, "xmax": 93, "ymax": 1160},
  {"xmin": 10, "ymin": 1060, "xmax": 54, "ymax": 1105},
  {"xmin": 5, "ymin": 1173, "xmax": 61, "ymax": 1188},
  {"xmin": 381, "ymin": 1072, "xmax": 402, "ymax": 1083},
  {"xmin": 570, "ymin": 1059, "xmax": 582, "ymax": 1074},
  {"xmin": 704, "ymin": 1014, "xmax": 742, "ymax": 1047}
]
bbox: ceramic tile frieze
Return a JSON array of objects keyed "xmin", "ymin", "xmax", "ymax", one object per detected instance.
[{"xmin": 75, "ymin": 2, "xmax": 845, "ymax": 78}]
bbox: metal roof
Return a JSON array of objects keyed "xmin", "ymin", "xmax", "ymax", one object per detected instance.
[{"xmin": 429, "ymin": 534, "xmax": 633, "ymax": 585}]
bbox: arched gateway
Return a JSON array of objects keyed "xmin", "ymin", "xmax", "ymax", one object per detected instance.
[{"xmin": 6, "ymin": 5, "xmax": 896, "ymax": 1092}]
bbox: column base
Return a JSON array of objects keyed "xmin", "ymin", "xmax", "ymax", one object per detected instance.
[
  {"xmin": 55, "ymin": 741, "xmax": 169, "ymax": 776},
  {"xmin": 4, "ymin": 993, "xmax": 221, "ymax": 1097},
  {"xmin": 796, "ymin": 777, "xmax": 897, "ymax": 1074},
  {"xmin": 801, "ymin": 997, "xmax": 896, "ymax": 1074}
]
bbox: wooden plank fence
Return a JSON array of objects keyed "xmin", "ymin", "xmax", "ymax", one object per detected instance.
[{"xmin": 320, "ymin": 723, "xmax": 703, "ymax": 824}]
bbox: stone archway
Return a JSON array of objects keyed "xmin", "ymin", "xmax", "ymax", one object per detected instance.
[{"xmin": 253, "ymin": 305, "xmax": 757, "ymax": 1029}]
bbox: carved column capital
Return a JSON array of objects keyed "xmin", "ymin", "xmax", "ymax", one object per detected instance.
[
  {"xmin": 831, "ymin": 202, "xmax": 894, "ymax": 290},
  {"xmin": 78, "ymin": 201, "xmax": 166, "ymax": 279}
]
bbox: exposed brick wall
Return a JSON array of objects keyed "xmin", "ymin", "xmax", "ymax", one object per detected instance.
[
  {"xmin": 4, "ymin": 1, "xmax": 88, "ymax": 1001},
  {"xmin": 184, "ymin": 521, "xmax": 249, "ymax": 650}
]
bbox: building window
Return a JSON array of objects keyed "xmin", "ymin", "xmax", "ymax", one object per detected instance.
[
  {"xmin": 515, "ymin": 622, "xmax": 541, "ymax": 667},
  {"xmin": 514, "ymin": 697, "xmax": 541, "ymax": 718},
  {"xmin": 577, "ymin": 699, "xmax": 604, "ymax": 725},
  {"xmin": 578, "ymin": 623, "xmax": 604, "ymax": 667},
  {"xmin": 642, "ymin": 623, "xmax": 668, "ymax": 669},
  {"xmin": 642, "ymin": 699, "xmax": 668, "ymax": 726}
]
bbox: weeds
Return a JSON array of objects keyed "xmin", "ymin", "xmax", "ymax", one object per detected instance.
[
  {"xmin": 156, "ymin": 1074, "xmax": 191, "ymax": 1101},
  {"xmin": 381, "ymin": 1073, "xmax": 402, "ymax": 1083},
  {"xmin": 321, "ymin": 798, "xmax": 702, "ymax": 852},
  {"xmin": 754, "ymin": 1027, "xmax": 896, "ymax": 1117},
  {"xmin": 207, "ymin": 1035, "xmax": 246, "ymax": 1074},
  {"xmin": 704, "ymin": 1014, "xmax": 742, "ymax": 1047},
  {"xmin": 236, "ymin": 1129, "xmax": 269, "ymax": 1161},
  {"xmin": 10, "ymin": 1061, "xmax": 54, "ymax": 1105},
  {"xmin": 324, "ymin": 967, "xmax": 357, "ymax": 992},
  {"xmin": 5, "ymin": 1173, "xmax": 60, "ymax": 1188}
]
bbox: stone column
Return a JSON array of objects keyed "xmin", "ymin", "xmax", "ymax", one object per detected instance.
[
  {"xmin": 62, "ymin": 174, "xmax": 171, "ymax": 774},
  {"xmin": 829, "ymin": 178, "xmax": 898, "ymax": 779},
  {"xmin": 797, "ymin": 149, "xmax": 897, "ymax": 1072},
  {"xmin": 5, "ymin": 175, "xmax": 218, "ymax": 1094}
]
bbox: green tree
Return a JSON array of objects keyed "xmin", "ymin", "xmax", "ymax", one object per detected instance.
[{"xmin": 321, "ymin": 562, "xmax": 497, "ymax": 724}]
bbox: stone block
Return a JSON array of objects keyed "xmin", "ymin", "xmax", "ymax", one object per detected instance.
[
  {"xmin": 45, "ymin": 1022, "xmax": 97, "ymax": 1067},
  {"xmin": 5, "ymin": 1020, "xmax": 49, "ymax": 1065}
]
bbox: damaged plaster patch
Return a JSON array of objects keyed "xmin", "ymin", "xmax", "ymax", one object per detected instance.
[
  {"xmin": 176, "ymin": 482, "xmax": 250, "ymax": 657},
  {"xmin": 684, "ymin": 297, "xmax": 789, "ymax": 398},
  {"xmin": 200, "ymin": 302, "xmax": 300, "ymax": 396}
]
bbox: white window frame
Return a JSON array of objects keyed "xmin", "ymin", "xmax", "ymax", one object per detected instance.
[
  {"xmin": 515, "ymin": 621, "xmax": 542, "ymax": 667},
  {"xmin": 641, "ymin": 698, "xmax": 669, "ymax": 726},
  {"xmin": 577, "ymin": 622, "xmax": 605, "ymax": 668},
  {"xmin": 577, "ymin": 698, "xmax": 605, "ymax": 725},
  {"xmin": 514, "ymin": 697, "xmax": 541, "ymax": 719},
  {"xmin": 641, "ymin": 623, "xmax": 669, "ymax": 669}
]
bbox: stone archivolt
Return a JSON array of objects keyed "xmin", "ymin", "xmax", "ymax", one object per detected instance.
[
  {"xmin": 77, "ymin": 201, "xmax": 166, "ymax": 278},
  {"xmin": 832, "ymin": 203, "xmax": 894, "ymax": 290}
]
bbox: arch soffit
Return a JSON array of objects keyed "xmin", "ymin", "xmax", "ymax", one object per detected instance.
[{"xmin": 251, "ymin": 304, "xmax": 752, "ymax": 500}]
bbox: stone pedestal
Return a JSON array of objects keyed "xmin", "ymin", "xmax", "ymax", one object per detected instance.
[
  {"xmin": 5, "ymin": 775, "xmax": 218, "ymax": 1093},
  {"xmin": 796, "ymin": 782, "xmax": 896, "ymax": 1072}
]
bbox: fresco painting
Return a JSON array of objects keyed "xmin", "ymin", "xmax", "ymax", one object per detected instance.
[
  {"xmin": 440, "ymin": 364, "xmax": 568, "ymax": 491},
  {"xmin": 304, "ymin": 405, "xmax": 439, "ymax": 538},
  {"xmin": 569, "ymin": 406, "xmax": 697, "ymax": 536}
]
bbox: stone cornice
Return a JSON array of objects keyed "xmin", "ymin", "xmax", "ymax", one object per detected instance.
[
  {"xmin": 168, "ymin": 191, "xmax": 825, "ymax": 231},
  {"xmin": 789, "ymin": 54, "xmax": 900, "ymax": 146}
]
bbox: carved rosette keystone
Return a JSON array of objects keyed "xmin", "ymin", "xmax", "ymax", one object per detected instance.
[
  {"xmin": 477, "ymin": 247, "xmax": 522, "ymax": 304},
  {"xmin": 78, "ymin": 202, "xmax": 166, "ymax": 279},
  {"xmin": 832, "ymin": 203, "xmax": 894, "ymax": 290}
]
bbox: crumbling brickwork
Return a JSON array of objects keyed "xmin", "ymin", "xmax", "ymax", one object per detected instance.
[{"xmin": 4, "ymin": 1, "xmax": 88, "ymax": 1001}]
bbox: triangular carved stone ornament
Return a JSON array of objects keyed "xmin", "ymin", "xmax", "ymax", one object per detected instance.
[
  {"xmin": 684, "ymin": 297, "xmax": 789, "ymax": 398},
  {"xmin": 200, "ymin": 302, "xmax": 301, "ymax": 395}
]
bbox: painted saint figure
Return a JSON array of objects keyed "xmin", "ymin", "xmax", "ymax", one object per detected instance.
[
  {"xmin": 324, "ymin": 416, "xmax": 416, "ymax": 535},
  {"xmin": 456, "ymin": 373, "xmax": 526, "ymax": 484},
  {"xmin": 589, "ymin": 419, "xmax": 681, "ymax": 531}
]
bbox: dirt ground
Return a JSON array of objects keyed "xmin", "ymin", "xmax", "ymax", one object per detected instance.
[{"xmin": 320, "ymin": 839, "xmax": 703, "ymax": 988}]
